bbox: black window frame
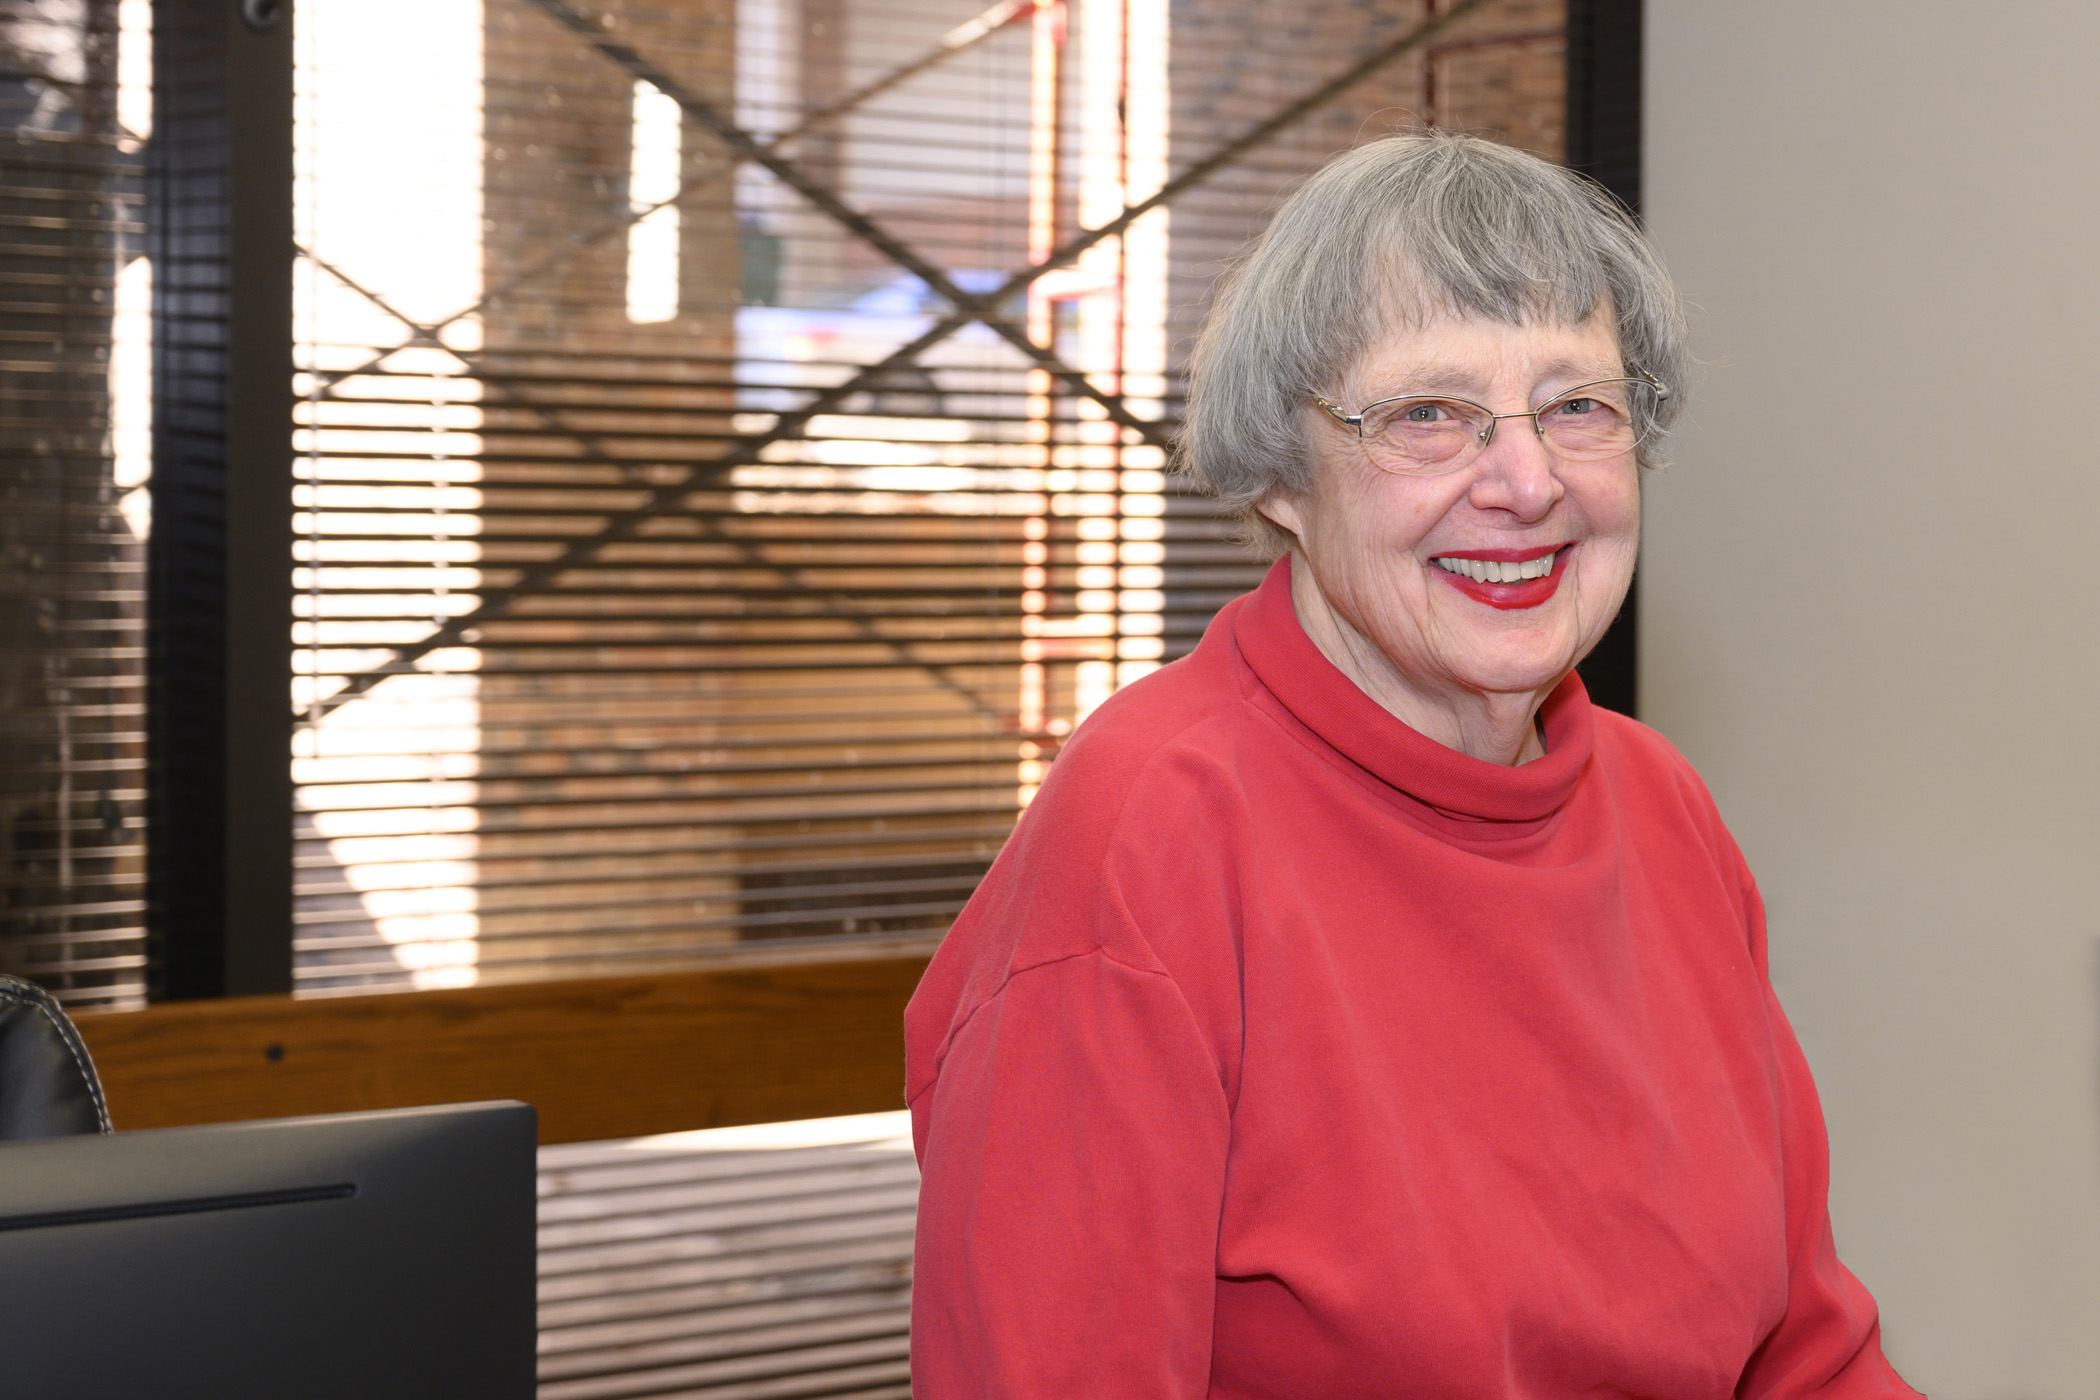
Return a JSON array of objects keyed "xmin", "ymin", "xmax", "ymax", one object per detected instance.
[{"xmin": 1566, "ymin": 0, "xmax": 1645, "ymax": 718}]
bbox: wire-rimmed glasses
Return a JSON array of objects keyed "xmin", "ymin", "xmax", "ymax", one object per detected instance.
[{"xmin": 1312, "ymin": 372, "xmax": 1667, "ymax": 476}]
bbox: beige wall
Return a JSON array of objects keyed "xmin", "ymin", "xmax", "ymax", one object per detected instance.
[{"xmin": 1642, "ymin": 5, "xmax": 2100, "ymax": 1395}]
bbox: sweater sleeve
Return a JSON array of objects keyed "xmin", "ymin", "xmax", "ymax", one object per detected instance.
[
  {"xmin": 1735, "ymin": 877, "xmax": 1925, "ymax": 1400},
  {"xmin": 908, "ymin": 949, "xmax": 1232, "ymax": 1398}
]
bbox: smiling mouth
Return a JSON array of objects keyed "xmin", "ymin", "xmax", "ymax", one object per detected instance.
[
  {"xmin": 1431, "ymin": 547, "xmax": 1562, "ymax": 584},
  {"xmin": 1427, "ymin": 546, "xmax": 1570, "ymax": 611}
]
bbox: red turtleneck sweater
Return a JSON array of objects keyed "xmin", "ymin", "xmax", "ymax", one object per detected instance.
[{"xmin": 904, "ymin": 559, "xmax": 1920, "ymax": 1399}]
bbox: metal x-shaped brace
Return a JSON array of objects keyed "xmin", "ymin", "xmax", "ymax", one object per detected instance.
[{"xmin": 525, "ymin": 0, "xmax": 1176, "ymax": 452}]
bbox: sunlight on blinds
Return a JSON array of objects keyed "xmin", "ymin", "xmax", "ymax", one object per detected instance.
[
  {"xmin": 109, "ymin": 253, "xmax": 150, "ymax": 542},
  {"xmin": 293, "ymin": 0, "xmax": 489, "ymax": 991},
  {"xmin": 110, "ymin": 0, "xmax": 151, "ymax": 542},
  {"xmin": 626, "ymin": 80, "xmax": 683, "ymax": 323}
]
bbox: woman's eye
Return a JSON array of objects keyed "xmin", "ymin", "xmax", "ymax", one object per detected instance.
[
  {"xmin": 1554, "ymin": 398, "xmax": 1598, "ymax": 415},
  {"xmin": 1402, "ymin": 403, "xmax": 1449, "ymax": 423}
]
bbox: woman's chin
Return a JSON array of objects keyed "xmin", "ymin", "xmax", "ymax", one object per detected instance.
[
  {"xmin": 1432, "ymin": 593, "xmax": 1618, "ymax": 697},
  {"xmin": 1441, "ymin": 640, "xmax": 1584, "ymax": 699}
]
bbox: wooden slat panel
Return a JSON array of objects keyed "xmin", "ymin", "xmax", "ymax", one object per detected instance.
[{"xmin": 72, "ymin": 955, "xmax": 930, "ymax": 1144}]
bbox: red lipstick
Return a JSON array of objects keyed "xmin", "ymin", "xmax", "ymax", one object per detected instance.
[{"xmin": 1429, "ymin": 544, "xmax": 1569, "ymax": 611}]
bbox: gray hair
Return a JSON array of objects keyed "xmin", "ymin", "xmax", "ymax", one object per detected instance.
[{"xmin": 1179, "ymin": 131, "xmax": 1691, "ymax": 557}]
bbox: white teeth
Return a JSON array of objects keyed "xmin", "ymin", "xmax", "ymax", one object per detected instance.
[{"xmin": 1435, "ymin": 550, "xmax": 1558, "ymax": 582}]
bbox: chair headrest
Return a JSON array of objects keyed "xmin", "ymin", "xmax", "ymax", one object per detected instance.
[{"xmin": 0, "ymin": 975, "xmax": 111, "ymax": 1140}]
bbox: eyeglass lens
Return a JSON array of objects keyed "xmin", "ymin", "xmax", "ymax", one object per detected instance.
[{"xmin": 1357, "ymin": 382, "xmax": 1642, "ymax": 474}]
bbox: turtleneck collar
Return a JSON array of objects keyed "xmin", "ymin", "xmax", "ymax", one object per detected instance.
[{"xmin": 1230, "ymin": 556, "xmax": 1594, "ymax": 826}]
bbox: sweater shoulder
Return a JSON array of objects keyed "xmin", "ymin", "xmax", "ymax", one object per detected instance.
[
  {"xmin": 1588, "ymin": 705, "xmax": 1755, "ymax": 890},
  {"xmin": 956, "ymin": 636, "xmax": 1260, "ymax": 949},
  {"xmin": 1036, "ymin": 637, "xmax": 1260, "ymax": 821},
  {"xmin": 904, "ymin": 633, "xmax": 1261, "ymax": 1094}
]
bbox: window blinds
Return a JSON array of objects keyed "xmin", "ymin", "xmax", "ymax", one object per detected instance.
[
  {"xmin": 0, "ymin": 0, "xmax": 150, "ymax": 1009},
  {"xmin": 290, "ymin": 0, "xmax": 1566, "ymax": 994}
]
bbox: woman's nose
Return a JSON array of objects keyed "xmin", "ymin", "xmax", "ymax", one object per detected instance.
[{"xmin": 1466, "ymin": 420, "xmax": 1563, "ymax": 519}]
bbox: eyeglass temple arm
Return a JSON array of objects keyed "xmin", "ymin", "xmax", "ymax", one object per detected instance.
[{"xmin": 1312, "ymin": 396, "xmax": 1360, "ymax": 427}]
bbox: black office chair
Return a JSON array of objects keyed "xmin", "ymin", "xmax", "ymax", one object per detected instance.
[{"xmin": 0, "ymin": 975, "xmax": 110, "ymax": 1140}]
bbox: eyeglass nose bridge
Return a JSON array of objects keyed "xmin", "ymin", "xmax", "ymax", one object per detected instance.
[{"xmin": 1470, "ymin": 407, "xmax": 1559, "ymax": 452}]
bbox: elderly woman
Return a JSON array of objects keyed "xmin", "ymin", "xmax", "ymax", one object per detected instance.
[{"xmin": 904, "ymin": 133, "xmax": 1921, "ymax": 1398}]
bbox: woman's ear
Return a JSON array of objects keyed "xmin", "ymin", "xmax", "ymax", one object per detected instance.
[{"xmin": 1255, "ymin": 490, "xmax": 1306, "ymax": 541}]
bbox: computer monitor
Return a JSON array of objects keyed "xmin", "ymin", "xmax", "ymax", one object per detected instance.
[{"xmin": 0, "ymin": 1101, "xmax": 537, "ymax": 1399}]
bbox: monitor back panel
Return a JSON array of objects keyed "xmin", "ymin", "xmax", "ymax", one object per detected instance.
[{"xmin": 0, "ymin": 1102, "xmax": 537, "ymax": 1400}]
